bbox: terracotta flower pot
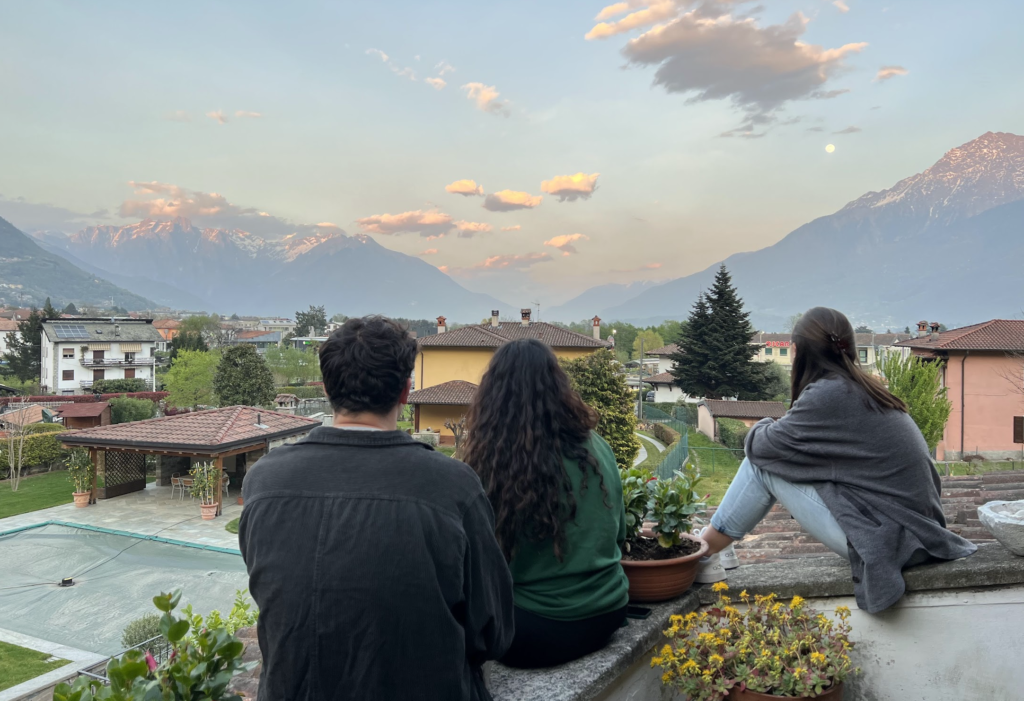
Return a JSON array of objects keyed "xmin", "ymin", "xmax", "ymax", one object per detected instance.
[
  {"xmin": 72, "ymin": 492, "xmax": 90, "ymax": 508},
  {"xmin": 200, "ymin": 503, "xmax": 218, "ymax": 520},
  {"xmin": 729, "ymin": 682, "xmax": 843, "ymax": 700},
  {"xmin": 620, "ymin": 532, "xmax": 708, "ymax": 602}
]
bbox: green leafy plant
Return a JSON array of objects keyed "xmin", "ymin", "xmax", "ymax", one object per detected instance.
[
  {"xmin": 109, "ymin": 397, "xmax": 157, "ymax": 424},
  {"xmin": 561, "ymin": 349, "xmax": 641, "ymax": 468},
  {"xmin": 213, "ymin": 345, "xmax": 276, "ymax": 407},
  {"xmin": 619, "ymin": 466, "xmax": 651, "ymax": 546},
  {"xmin": 92, "ymin": 379, "xmax": 149, "ymax": 395},
  {"xmin": 188, "ymin": 462, "xmax": 218, "ymax": 506},
  {"xmin": 180, "ymin": 590, "xmax": 258, "ymax": 641},
  {"xmin": 653, "ymin": 584, "xmax": 856, "ymax": 700},
  {"xmin": 715, "ymin": 418, "xmax": 750, "ymax": 450},
  {"xmin": 53, "ymin": 590, "xmax": 254, "ymax": 701},
  {"xmin": 121, "ymin": 614, "xmax": 161, "ymax": 649},
  {"xmin": 646, "ymin": 466, "xmax": 704, "ymax": 548},
  {"xmin": 65, "ymin": 450, "xmax": 94, "ymax": 494},
  {"xmin": 879, "ymin": 352, "xmax": 952, "ymax": 452}
]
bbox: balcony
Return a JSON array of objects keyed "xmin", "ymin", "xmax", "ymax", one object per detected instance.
[{"xmin": 79, "ymin": 356, "xmax": 156, "ymax": 367}]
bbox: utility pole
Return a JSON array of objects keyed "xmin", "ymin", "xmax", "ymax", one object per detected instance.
[{"xmin": 638, "ymin": 336, "xmax": 644, "ymax": 421}]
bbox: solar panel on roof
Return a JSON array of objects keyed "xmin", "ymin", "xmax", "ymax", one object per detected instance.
[{"xmin": 51, "ymin": 323, "xmax": 89, "ymax": 339}]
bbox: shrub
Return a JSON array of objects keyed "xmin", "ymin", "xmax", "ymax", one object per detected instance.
[
  {"xmin": 65, "ymin": 450, "xmax": 93, "ymax": 493},
  {"xmin": 109, "ymin": 397, "xmax": 157, "ymax": 424},
  {"xmin": 214, "ymin": 345, "xmax": 275, "ymax": 407},
  {"xmin": 561, "ymin": 349, "xmax": 641, "ymax": 469},
  {"xmin": 273, "ymin": 385, "xmax": 325, "ymax": 399},
  {"xmin": 25, "ymin": 423, "xmax": 65, "ymax": 434},
  {"xmin": 121, "ymin": 614, "xmax": 162, "ymax": 649},
  {"xmin": 0, "ymin": 430, "xmax": 66, "ymax": 470},
  {"xmin": 716, "ymin": 417, "xmax": 750, "ymax": 450},
  {"xmin": 652, "ymin": 423, "xmax": 680, "ymax": 446},
  {"xmin": 181, "ymin": 590, "xmax": 259, "ymax": 640},
  {"xmin": 91, "ymin": 378, "xmax": 149, "ymax": 394}
]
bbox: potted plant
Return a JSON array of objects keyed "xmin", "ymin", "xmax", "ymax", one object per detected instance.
[
  {"xmin": 653, "ymin": 584, "xmax": 856, "ymax": 700},
  {"xmin": 65, "ymin": 450, "xmax": 93, "ymax": 508},
  {"xmin": 189, "ymin": 461, "xmax": 219, "ymax": 520},
  {"xmin": 619, "ymin": 464, "xmax": 708, "ymax": 602}
]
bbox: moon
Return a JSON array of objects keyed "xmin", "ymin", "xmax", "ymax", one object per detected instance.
[{"xmin": 825, "ymin": 144, "xmax": 836, "ymax": 153}]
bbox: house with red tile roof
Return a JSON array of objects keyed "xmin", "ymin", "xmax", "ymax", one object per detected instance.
[
  {"xmin": 896, "ymin": 319, "xmax": 1024, "ymax": 460},
  {"xmin": 697, "ymin": 399, "xmax": 787, "ymax": 442}
]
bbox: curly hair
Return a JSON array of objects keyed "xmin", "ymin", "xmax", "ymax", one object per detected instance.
[
  {"xmin": 462, "ymin": 338, "xmax": 605, "ymax": 561},
  {"xmin": 319, "ymin": 316, "xmax": 418, "ymax": 415}
]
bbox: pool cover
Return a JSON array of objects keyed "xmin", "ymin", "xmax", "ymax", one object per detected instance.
[{"xmin": 0, "ymin": 523, "xmax": 250, "ymax": 655}]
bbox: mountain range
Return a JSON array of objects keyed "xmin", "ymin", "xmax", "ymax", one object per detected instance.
[
  {"xmin": 29, "ymin": 218, "xmax": 510, "ymax": 319},
  {"xmin": 591, "ymin": 131, "xmax": 1024, "ymax": 330}
]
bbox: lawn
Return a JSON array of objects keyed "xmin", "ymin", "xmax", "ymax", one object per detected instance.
[
  {"xmin": 0, "ymin": 640, "xmax": 70, "ymax": 692},
  {"xmin": 225, "ymin": 517, "xmax": 240, "ymax": 534},
  {"xmin": 935, "ymin": 460, "xmax": 1024, "ymax": 477},
  {"xmin": 0, "ymin": 471, "xmax": 73, "ymax": 519},
  {"xmin": 635, "ymin": 432, "xmax": 667, "ymax": 472},
  {"xmin": 686, "ymin": 429, "xmax": 743, "ymax": 506}
]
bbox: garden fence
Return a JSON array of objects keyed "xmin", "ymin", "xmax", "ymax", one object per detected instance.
[
  {"xmin": 641, "ymin": 404, "xmax": 691, "ymax": 479},
  {"xmin": 641, "ymin": 403, "xmax": 745, "ymax": 475}
]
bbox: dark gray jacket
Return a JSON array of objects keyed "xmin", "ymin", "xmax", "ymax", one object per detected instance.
[
  {"xmin": 239, "ymin": 427, "xmax": 514, "ymax": 701},
  {"xmin": 745, "ymin": 375, "xmax": 977, "ymax": 613}
]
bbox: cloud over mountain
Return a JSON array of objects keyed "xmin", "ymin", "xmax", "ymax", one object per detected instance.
[
  {"xmin": 356, "ymin": 209, "xmax": 453, "ymax": 236},
  {"xmin": 442, "ymin": 251, "xmax": 552, "ymax": 276},
  {"xmin": 483, "ymin": 190, "xmax": 543, "ymax": 211},
  {"xmin": 541, "ymin": 173, "xmax": 600, "ymax": 201},
  {"xmin": 454, "ymin": 220, "xmax": 493, "ymax": 238}
]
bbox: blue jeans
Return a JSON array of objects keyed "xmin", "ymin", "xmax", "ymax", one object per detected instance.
[{"xmin": 710, "ymin": 458, "xmax": 850, "ymax": 560}]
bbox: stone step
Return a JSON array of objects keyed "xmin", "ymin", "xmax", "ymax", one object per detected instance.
[
  {"xmin": 980, "ymin": 472, "xmax": 1024, "ymax": 484},
  {"xmin": 981, "ymin": 489, "xmax": 1024, "ymax": 501},
  {"xmin": 958, "ymin": 527, "xmax": 997, "ymax": 541},
  {"xmin": 749, "ymin": 521, "xmax": 807, "ymax": 534},
  {"xmin": 940, "ymin": 489, "xmax": 982, "ymax": 499}
]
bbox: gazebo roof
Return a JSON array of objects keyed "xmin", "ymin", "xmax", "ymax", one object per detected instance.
[{"xmin": 61, "ymin": 406, "xmax": 320, "ymax": 455}]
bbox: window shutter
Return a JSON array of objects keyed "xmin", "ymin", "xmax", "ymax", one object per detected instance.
[{"xmin": 1014, "ymin": 416, "xmax": 1024, "ymax": 445}]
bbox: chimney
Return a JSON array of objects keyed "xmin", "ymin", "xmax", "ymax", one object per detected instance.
[
  {"xmin": 592, "ymin": 315, "xmax": 601, "ymax": 341},
  {"xmin": 930, "ymin": 322, "xmax": 941, "ymax": 341},
  {"xmin": 491, "ymin": 310, "xmax": 500, "ymax": 328},
  {"xmin": 521, "ymin": 308, "xmax": 532, "ymax": 326},
  {"xmin": 916, "ymin": 320, "xmax": 929, "ymax": 338},
  {"xmin": 436, "ymin": 315, "xmax": 447, "ymax": 334}
]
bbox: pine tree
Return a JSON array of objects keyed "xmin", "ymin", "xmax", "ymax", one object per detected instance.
[
  {"xmin": 213, "ymin": 345, "xmax": 276, "ymax": 407},
  {"xmin": 2, "ymin": 305, "xmax": 61, "ymax": 382},
  {"xmin": 669, "ymin": 293, "xmax": 713, "ymax": 397},
  {"xmin": 63, "ymin": 302, "xmax": 79, "ymax": 315}
]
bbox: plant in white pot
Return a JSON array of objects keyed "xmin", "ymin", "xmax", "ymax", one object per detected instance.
[
  {"xmin": 65, "ymin": 450, "xmax": 94, "ymax": 507},
  {"xmin": 189, "ymin": 461, "xmax": 219, "ymax": 520}
]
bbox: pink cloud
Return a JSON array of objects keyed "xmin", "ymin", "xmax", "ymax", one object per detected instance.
[{"xmin": 544, "ymin": 233, "xmax": 589, "ymax": 255}]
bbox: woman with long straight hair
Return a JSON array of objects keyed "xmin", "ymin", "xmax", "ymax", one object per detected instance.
[
  {"xmin": 697, "ymin": 307, "xmax": 976, "ymax": 613},
  {"xmin": 462, "ymin": 338, "xmax": 629, "ymax": 668}
]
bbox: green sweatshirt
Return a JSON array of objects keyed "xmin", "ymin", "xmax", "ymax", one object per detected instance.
[{"xmin": 508, "ymin": 431, "xmax": 629, "ymax": 621}]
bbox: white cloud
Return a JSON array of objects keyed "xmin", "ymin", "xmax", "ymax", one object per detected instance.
[
  {"xmin": 461, "ymin": 82, "xmax": 510, "ymax": 116},
  {"xmin": 483, "ymin": 190, "xmax": 543, "ymax": 212},
  {"xmin": 435, "ymin": 61, "xmax": 455, "ymax": 76},
  {"xmin": 875, "ymin": 65, "xmax": 908, "ymax": 82},
  {"xmin": 234, "ymin": 110, "xmax": 262, "ymax": 119},
  {"xmin": 426, "ymin": 77, "xmax": 447, "ymax": 90},
  {"xmin": 356, "ymin": 209, "xmax": 453, "ymax": 236},
  {"xmin": 444, "ymin": 252, "xmax": 553, "ymax": 276},
  {"xmin": 391, "ymin": 65, "xmax": 416, "ymax": 81},
  {"xmin": 206, "ymin": 110, "xmax": 228, "ymax": 125},
  {"xmin": 588, "ymin": 2, "xmax": 868, "ymax": 136},
  {"xmin": 833, "ymin": 0, "xmax": 850, "ymax": 12},
  {"xmin": 544, "ymin": 233, "xmax": 589, "ymax": 255},
  {"xmin": 500, "ymin": 225, "xmax": 521, "ymax": 232},
  {"xmin": 366, "ymin": 48, "xmax": 389, "ymax": 62},
  {"xmin": 454, "ymin": 220, "xmax": 493, "ymax": 238},
  {"xmin": 445, "ymin": 179, "xmax": 484, "ymax": 197},
  {"xmin": 540, "ymin": 172, "xmax": 600, "ymax": 202}
]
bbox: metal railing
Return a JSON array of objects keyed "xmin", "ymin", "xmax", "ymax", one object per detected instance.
[
  {"xmin": 78, "ymin": 635, "xmax": 174, "ymax": 684},
  {"xmin": 79, "ymin": 357, "xmax": 156, "ymax": 367},
  {"xmin": 642, "ymin": 404, "xmax": 692, "ymax": 479}
]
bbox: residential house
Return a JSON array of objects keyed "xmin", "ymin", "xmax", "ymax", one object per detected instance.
[
  {"xmin": 408, "ymin": 380, "xmax": 478, "ymax": 443},
  {"xmin": 645, "ymin": 343, "xmax": 679, "ymax": 375},
  {"xmin": 0, "ymin": 404, "xmax": 53, "ymax": 429},
  {"xmin": 697, "ymin": 399, "xmax": 787, "ymax": 442},
  {"xmin": 235, "ymin": 330, "xmax": 282, "ymax": 354},
  {"xmin": 408, "ymin": 310, "xmax": 610, "ymax": 441},
  {"xmin": 152, "ymin": 319, "xmax": 181, "ymax": 351},
  {"xmin": 56, "ymin": 401, "xmax": 111, "ymax": 429},
  {"xmin": 750, "ymin": 331, "xmax": 911, "ymax": 372},
  {"xmin": 0, "ymin": 318, "xmax": 19, "ymax": 357},
  {"xmin": 895, "ymin": 319, "xmax": 1024, "ymax": 461},
  {"xmin": 39, "ymin": 318, "xmax": 162, "ymax": 395},
  {"xmin": 642, "ymin": 343, "xmax": 691, "ymax": 403},
  {"xmin": 0, "ymin": 308, "xmax": 34, "ymax": 321},
  {"xmin": 257, "ymin": 318, "xmax": 296, "ymax": 336}
]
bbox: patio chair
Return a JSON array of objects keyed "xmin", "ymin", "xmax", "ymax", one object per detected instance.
[
  {"xmin": 221, "ymin": 474, "xmax": 230, "ymax": 499},
  {"xmin": 170, "ymin": 473, "xmax": 194, "ymax": 501}
]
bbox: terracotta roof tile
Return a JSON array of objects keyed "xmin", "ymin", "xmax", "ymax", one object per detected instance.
[
  {"xmin": 0, "ymin": 405, "xmax": 50, "ymax": 426},
  {"xmin": 895, "ymin": 320, "xmax": 1024, "ymax": 352},
  {"xmin": 152, "ymin": 319, "xmax": 181, "ymax": 329},
  {"xmin": 61, "ymin": 406, "xmax": 319, "ymax": 453},
  {"xmin": 0, "ymin": 319, "xmax": 18, "ymax": 332},
  {"xmin": 646, "ymin": 372, "xmax": 676, "ymax": 384},
  {"xmin": 56, "ymin": 401, "xmax": 109, "ymax": 418},
  {"xmin": 419, "ymin": 322, "xmax": 609, "ymax": 350},
  {"xmin": 701, "ymin": 399, "xmax": 787, "ymax": 420},
  {"xmin": 408, "ymin": 380, "xmax": 478, "ymax": 406}
]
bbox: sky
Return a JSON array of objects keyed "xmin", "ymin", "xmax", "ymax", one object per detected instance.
[{"xmin": 2, "ymin": 0, "xmax": 1023, "ymax": 306}]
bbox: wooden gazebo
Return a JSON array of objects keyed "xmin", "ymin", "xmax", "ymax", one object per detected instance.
[{"xmin": 61, "ymin": 406, "xmax": 320, "ymax": 515}]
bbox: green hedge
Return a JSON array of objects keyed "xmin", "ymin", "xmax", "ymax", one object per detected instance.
[
  {"xmin": 716, "ymin": 417, "xmax": 750, "ymax": 450},
  {"xmin": 91, "ymin": 378, "xmax": 150, "ymax": 394},
  {"xmin": 0, "ymin": 430, "xmax": 68, "ymax": 470},
  {"xmin": 109, "ymin": 397, "xmax": 157, "ymax": 424},
  {"xmin": 274, "ymin": 386, "xmax": 325, "ymax": 399},
  {"xmin": 652, "ymin": 422, "xmax": 680, "ymax": 446},
  {"xmin": 24, "ymin": 423, "xmax": 65, "ymax": 434}
]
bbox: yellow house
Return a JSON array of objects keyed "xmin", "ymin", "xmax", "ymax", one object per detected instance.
[
  {"xmin": 408, "ymin": 309, "xmax": 611, "ymax": 443},
  {"xmin": 750, "ymin": 331, "xmax": 913, "ymax": 373}
]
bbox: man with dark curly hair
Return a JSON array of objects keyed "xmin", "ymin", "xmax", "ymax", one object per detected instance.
[{"xmin": 239, "ymin": 316, "xmax": 514, "ymax": 701}]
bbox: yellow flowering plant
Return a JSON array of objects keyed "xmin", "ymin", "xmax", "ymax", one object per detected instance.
[{"xmin": 652, "ymin": 584, "xmax": 856, "ymax": 700}]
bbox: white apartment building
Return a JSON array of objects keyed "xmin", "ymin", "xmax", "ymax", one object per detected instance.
[
  {"xmin": 257, "ymin": 318, "xmax": 296, "ymax": 335},
  {"xmin": 40, "ymin": 319, "xmax": 162, "ymax": 395}
]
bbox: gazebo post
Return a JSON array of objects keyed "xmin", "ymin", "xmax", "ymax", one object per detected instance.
[
  {"xmin": 89, "ymin": 448, "xmax": 98, "ymax": 505},
  {"xmin": 215, "ymin": 455, "xmax": 224, "ymax": 516}
]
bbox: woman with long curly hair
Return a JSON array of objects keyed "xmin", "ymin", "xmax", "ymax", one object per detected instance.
[
  {"xmin": 696, "ymin": 307, "xmax": 976, "ymax": 613},
  {"xmin": 462, "ymin": 338, "xmax": 629, "ymax": 668}
]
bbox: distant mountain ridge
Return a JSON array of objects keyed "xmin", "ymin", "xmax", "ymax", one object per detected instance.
[
  {"xmin": 35, "ymin": 217, "xmax": 511, "ymax": 320},
  {"xmin": 548, "ymin": 280, "xmax": 666, "ymax": 322},
  {"xmin": 599, "ymin": 131, "xmax": 1024, "ymax": 330},
  {"xmin": 0, "ymin": 216, "xmax": 155, "ymax": 309}
]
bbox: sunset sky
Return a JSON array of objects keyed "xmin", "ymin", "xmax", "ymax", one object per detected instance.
[{"xmin": 2, "ymin": 0, "xmax": 1022, "ymax": 305}]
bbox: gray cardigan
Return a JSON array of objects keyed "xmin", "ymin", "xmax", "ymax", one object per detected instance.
[{"xmin": 745, "ymin": 375, "xmax": 977, "ymax": 613}]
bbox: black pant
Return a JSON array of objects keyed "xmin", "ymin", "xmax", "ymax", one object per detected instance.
[{"xmin": 500, "ymin": 604, "xmax": 628, "ymax": 669}]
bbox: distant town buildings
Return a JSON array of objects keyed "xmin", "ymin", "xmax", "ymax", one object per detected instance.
[{"xmin": 39, "ymin": 318, "xmax": 162, "ymax": 395}]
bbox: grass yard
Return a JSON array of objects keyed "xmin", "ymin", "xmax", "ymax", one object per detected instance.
[
  {"xmin": 0, "ymin": 640, "xmax": 70, "ymax": 692},
  {"xmin": 0, "ymin": 471, "xmax": 73, "ymax": 519},
  {"xmin": 936, "ymin": 460, "xmax": 1024, "ymax": 477},
  {"xmin": 635, "ymin": 432, "xmax": 667, "ymax": 472},
  {"xmin": 398, "ymin": 420, "xmax": 413, "ymax": 431},
  {"xmin": 686, "ymin": 429, "xmax": 743, "ymax": 506},
  {"xmin": 225, "ymin": 517, "xmax": 240, "ymax": 534}
]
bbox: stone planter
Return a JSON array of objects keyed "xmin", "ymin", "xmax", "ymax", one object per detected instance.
[
  {"xmin": 729, "ymin": 682, "xmax": 843, "ymax": 700},
  {"xmin": 200, "ymin": 503, "xmax": 219, "ymax": 520},
  {"xmin": 72, "ymin": 491, "xmax": 91, "ymax": 508},
  {"xmin": 978, "ymin": 500, "xmax": 1024, "ymax": 556},
  {"xmin": 620, "ymin": 533, "xmax": 708, "ymax": 602}
]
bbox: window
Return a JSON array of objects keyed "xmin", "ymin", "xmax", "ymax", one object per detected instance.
[
  {"xmin": 93, "ymin": 369, "xmax": 105, "ymax": 381},
  {"xmin": 1014, "ymin": 416, "xmax": 1024, "ymax": 445},
  {"xmin": 93, "ymin": 350, "xmax": 105, "ymax": 361},
  {"xmin": 62, "ymin": 369, "xmax": 74, "ymax": 381},
  {"xmin": 124, "ymin": 352, "xmax": 135, "ymax": 363},
  {"xmin": 125, "ymin": 368, "xmax": 136, "ymax": 379},
  {"xmin": 62, "ymin": 390, "xmax": 74, "ymax": 396},
  {"xmin": 765, "ymin": 347, "xmax": 773, "ymax": 356},
  {"xmin": 62, "ymin": 347, "xmax": 74, "ymax": 359},
  {"xmin": 858, "ymin": 349, "xmax": 868, "ymax": 364},
  {"xmin": 779, "ymin": 347, "xmax": 788, "ymax": 357}
]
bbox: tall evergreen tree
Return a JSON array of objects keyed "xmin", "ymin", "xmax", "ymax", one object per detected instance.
[
  {"xmin": 63, "ymin": 302, "xmax": 79, "ymax": 315},
  {"xmin": 213, "ymin": 345, "xmax": 276, "ymax": 407},
  {"xmin": 670, "ymin": 265, "xmax": 768, "ymax": 400},
  {"xmin": 295, "ymin": 305, "xmax": 328, "ymax": 337},
  {"xmin": 2, "ymin": 305, "xmax": 61, "ymax": 382}
]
